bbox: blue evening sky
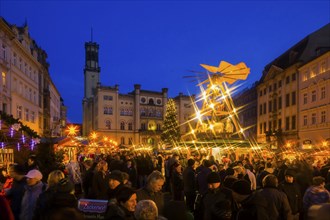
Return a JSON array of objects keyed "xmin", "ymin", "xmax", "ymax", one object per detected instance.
[{"xmin": 1, "ymin": 1, "xmax": 329, "ymax": 123}]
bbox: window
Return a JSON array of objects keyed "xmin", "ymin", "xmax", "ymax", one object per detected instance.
[
  {"xmin": 128, "ymin": 122, "xmax": 133, "ymax": 130},
  {"xmin": 263, "ymin": 103, "xmax": 266, "ymax": 114},
  {"xmin": 2, "ymin": 44, "xmax": 6, "ymax": 60},
  {"xmin": 1, "ymin": 72, "xmax": 6, "ymax": 87},
  {"xmin": 292, "ymin": 115, "xmax": 296, "ymax": 130},
  {"xmin": 263, "ymin": 122, "xmax": 266, "ymax": 133},
  {"xmin": 278, "ymin": 97, "xmax": 282, "ymax": 110},
  {"xmin": 278, "ymin": 119, "xmax": 282, "ymax": 130},
  {"xmin": 259, "ymin": 105, "xmax": 262, "ymax": 115},
  {"xmin": 320, "ymin": 61, "xmax": 326, "ymax": 73},
  {"xmin": 2, "ymin": 103, "xmax": 7, "ymax": 113},
  {"xmin": 263, "ymin": 88, "xmax": 266, "ymax": 95},
  {"xmin": 103, "ymin": 95, "xmax": 113, "ymax": 100},
  {"xmin": 31, "ymin": 111, "xmax": 35, "ymax": 123},
  {"xmin": 25, "ymin": 109, "xmax": 29, "ymax": 121},
  {"xmin": 268, "ymin": 121, "xmax": 272, "ymax": 132},
  {"xmin": 13, "ymin": 53, "xmax": 17, "ymax": 66},
  {"xmin": 291, "ymin": 91, "xmax": 296, "ymax": 105},
  {"xmin": 105, "ymin": 120, "xmax": 111, "ymax": 129},
  {"xmin": 141, "ymin": 123, "xmax": 146, "ymax": 130},
  {"xmin": 321, "ymin": 87, "xmax": 325, "ymax": 99},
  {"xmin": 303, "ymin": 71, "xmax": 308, "ymax": 81},
  {"xmin": 269, "ymin": 85, "xmax": 272, "ymax": 92},
  {"xmin": 321, "ymin": 111, "xmax": 326, "ymax": 123},
  {"xmin": 303, "ymin": 93, "xmax": 308, "ymax": 104},
  {"xmin": 286, "ymin": 76, "xmax": 290, "ymax": 84},
  {"xmin": 121, "ymin": 137, "xmax": 125, "ymax": 145},
  {"xmin": 17, "ymin": 106, "xmax": 22, "ymax": 119},
  {"xmin": 120, "ymin": 121, "xmax": 125, "ymax": 130},
  {"xmin": 286, "ymin": 93, "xmax": 290, "ymax": 107},
  {"xmin": 140, "ymin": 108, "xmax": 146, "ymax": 116},
  {"xmin": 273, "ymin": 83, "xmax": 277, "ymax": 91},
  {"xmin": 120, "ymin": 108, "xmax": 125, "ymax": 116},
  {"xmin": 292, "ymin": 73, "xmax": 296, "ymax": 81},
  {"xmin": 310, "ymin": 66, "xmax": 317, "ymax": 78},
  {"xmin": 259, "ymin": 91, "xmax": 262, "ymax": 97},
  {"xmin": 278, "ymin": 80, "xmax": 282, "ymax": 88},
  {"xmin": 285, "ymin": 117, "xmax": 290, "ymax": 130},
  {"xmin": 128, "ymin": 138, "xmax": 133, "ymax": 145},
  {"xmin": 312, "ymin": 90, "xmax": 316, "ymax": 102},
  {"xmin": 311, "ymin": 113, "xmax": 316, "ymax": 125},
  {"xmin": 273, "ymin": 99, "xmax": 277, "ymax": 111},
  {"xmin": 303, "ymin": 115, "xmax": 307, "ymax": 126},
  {"xmin": 268, "ymin": 101, "xmax": 272, "ymax": 113}
]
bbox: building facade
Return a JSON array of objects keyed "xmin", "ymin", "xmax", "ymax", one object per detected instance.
[
  {"xmin": 233, "ymin": 83, "xmax": 258, "ymax": 140},
  {"xmin": 298, "ymin": 51, "xmax": 330, "ymax": 149},
  {"xmin": 257, "ymin": 23, "xmax": 330, "ymax": 149},
  {"xmin": 82, "ymin": 41, "xmax": 195, "ymax": 147},
  {"xmin": 0, "ymin": 17, "xmax": 64, "ymax": 136}
]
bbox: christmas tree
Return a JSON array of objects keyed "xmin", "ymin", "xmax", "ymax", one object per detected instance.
[{"xmin": 161, "ymin": 99, "xmax": 181, "ymax": 145}]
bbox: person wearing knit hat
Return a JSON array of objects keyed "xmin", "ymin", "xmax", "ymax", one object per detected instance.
[
  {"xmin": 278, "ymin": 169, "xmax": 302, "ymax": 219},
  {"xmin": 197, "ymin": 172, "xmax": 233, "ymax": 220},
  {"xmin": 109, "ymin": 170, "xmax": 124, "ymax": 186}
]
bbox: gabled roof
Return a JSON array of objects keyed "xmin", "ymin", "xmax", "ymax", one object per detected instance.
[{"xmin": 260, "ymin": 23, "xmax": 330, "ymax": 84}]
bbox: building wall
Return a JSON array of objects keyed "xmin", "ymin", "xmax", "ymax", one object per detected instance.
[
  {"xmin": 298, "ymin": 51, "xmax": 330, "ymax": 147},
  {"xmin": 0, "ymin": 18, "xmax": 64, "ymax": 136}
]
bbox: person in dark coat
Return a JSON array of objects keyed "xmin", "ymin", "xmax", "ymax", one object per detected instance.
[
  {"xmin": 91, "ymin": 160, "xmax": 110, "ymax": 199},
  {"xmin": 34, "ymin": 177, "xmax": 78, "ymax": 220},
  {"xmin": 199, "ymin": 172, "xmax": 232, "ymax": 220},
  {"xmin": 231, "ymin": 179, "xmax": 269, "ymax": 220},
  {"xmin": 170, "ymin": 161, "xmax": 184, "ymax": 201},
  {"xmin": 196, "ymin": 160, "xmax": 214, "ymax": 196},
  {"xmin": 81, "ymin": 159, "xmax": 97, "ymax": 198},
  {"xmin": 123, "ymin": 160, "xmax": 138, "ymax": 189},
  {"xmin": 259, "ymin": 174, "xmax": 293, "ymax": 220},
  {"xmin": 183, "ymin": 158, "xmax": 197, "ymax": 212},
  {"xmin": 136, "ymin": 170, "xmax": 165, "ymax": 215},
  {"xmin": 278, "ymin": 169, "xmax": 302, "ymax": 220},
  {"xmin": 107, "ymin": 170, "xmax": 125, "ymax": 203},
  {"xmin": 5, "ymin": 164, "xmax": 27, "ymax": 220},
  {"xmin": 105, "ymin": 186, "xmax": 137, "ymax": 220}
]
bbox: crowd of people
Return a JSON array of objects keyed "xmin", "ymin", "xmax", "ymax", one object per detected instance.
[{"xmin": 0, "ymin": 151, "xmax": 329, "ymax": 220}]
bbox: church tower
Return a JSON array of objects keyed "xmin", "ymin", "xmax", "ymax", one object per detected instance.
[{"xmin": 84, "ymin": 41, "xmax": 100, "ymax": 99}]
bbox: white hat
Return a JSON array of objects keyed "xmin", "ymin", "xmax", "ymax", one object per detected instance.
[{"xmin": 25, "ymin": 169, "xmax": 43, "ymax": 181}]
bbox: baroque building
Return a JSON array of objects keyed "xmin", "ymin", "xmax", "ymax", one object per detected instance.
[
  {"xmin": 257, "ymin": 23, "xmax": 330, "ymax": 149},
  {"xmin": 82, "ymin": 41, "xmax": 194, "ymax": 146},
  {"xmin": 0, "ymin": 17, "xmax": 65, "ymax": 136}
]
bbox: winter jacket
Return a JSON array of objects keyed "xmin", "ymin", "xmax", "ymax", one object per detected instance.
[
  {"xmin": 234, "ymin": 191, "xmax": 269, "ymax": 220},
  {"xmin": 5, "ymin": 177, "xmax": 26, "ymax": 220},
  {"xmin": 183, "ymin": 166, "xmax": 196, "ymax": 193},
  {"xmin": 105, "ymin": 203, "xmax": 135, "ymax": 220},
  {"xmin": 303, "ymin": 185, "xmax": 330, "ymax": 211},
  {"xmin": 196, "ymin": 166, "xmax": 212, "ymax": 196},
  {"xmin": 201, "ymin": 187, "xmax": 232, "ymax": 220},
  {"xmin": 171, "ymin": 170, "xmax": 184, "ymax": 200},
  {"xmin": 279, "ymin": 181, "xmax": 302, "ymax": 214},
  {"xmin": 20, "ymin": 181, "xmax": 45, "ymax": 220},
  {"xmin": 258, "ymin": 187, "xmax": 293, "ymax": 220},
  {"xmin": 136, "ymin": 186, "xmax": 164, "ymax": 215}
]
